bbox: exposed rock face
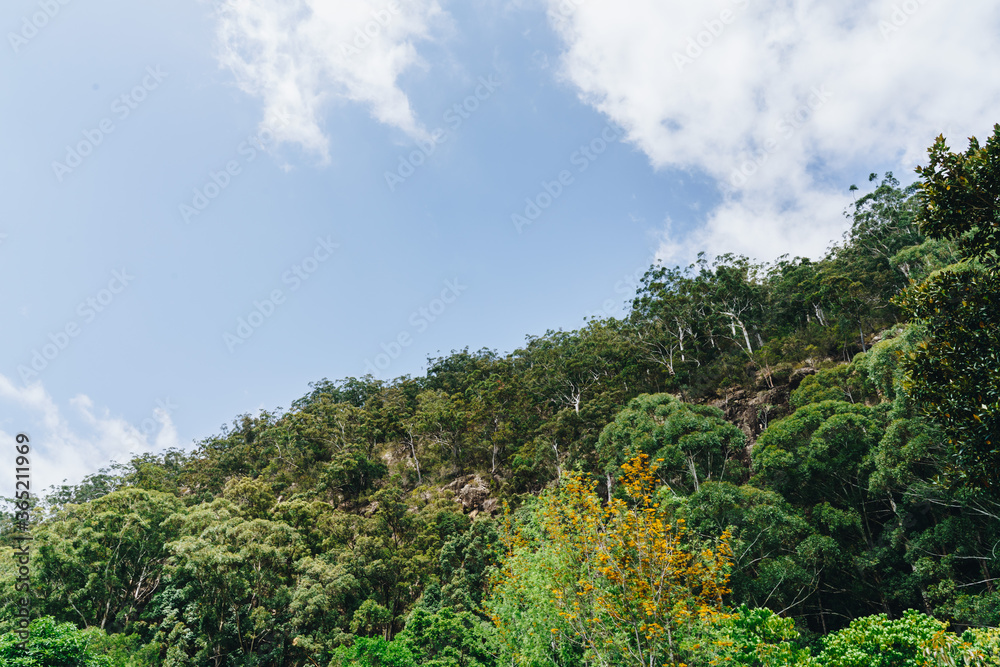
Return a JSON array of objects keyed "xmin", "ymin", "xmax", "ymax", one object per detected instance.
[
  {"xmin": 788, "ymin": 367, "xmax": 817, "ymax": 389},
  {"xmin": 444, "ymin": 474, "xmax": 497, "ymax": 514},
  {"xmin": 434, "ymin": 366, "xmax": 826, "ymax": 513},
  {"xmin": 708, "ymin": 366, "xmax": 817, "ymax": 448}
]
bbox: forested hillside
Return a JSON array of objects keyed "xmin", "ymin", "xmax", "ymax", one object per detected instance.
[{"xmin": 3, "ymin": 130, "xmax": 1000, "ymax": 666}]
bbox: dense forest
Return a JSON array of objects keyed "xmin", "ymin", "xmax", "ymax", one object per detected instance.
[{"xmin": 3, "ymin": 128, "xmax": 1000, "ymax": 666}]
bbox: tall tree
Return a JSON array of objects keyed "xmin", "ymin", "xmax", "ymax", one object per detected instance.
[{"xmin": 900, "ymin": 126, "xmax": 1000, "ymax": 490}]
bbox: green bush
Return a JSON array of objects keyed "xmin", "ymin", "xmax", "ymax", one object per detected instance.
[
  {"xmin": 328, "ymin": 636, "xmax": 416, "ymax": 667},
  {"xmin": 0, "ymin": 617, "xmax": 157, "ymax": 667},
  {"xmin": 815, "ymin": 610, "xmax": 999, "ymax": 667},
  {"xmin": 706, "ymin": 605, "xmax": 815, "ymax": 666}
]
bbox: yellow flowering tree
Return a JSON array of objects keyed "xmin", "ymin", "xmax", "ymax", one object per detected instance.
[{"xmin": 488, "ymin": 454, "xmax": 733, "ymax": 667}]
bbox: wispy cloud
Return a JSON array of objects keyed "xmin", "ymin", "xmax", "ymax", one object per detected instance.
[
  {"xmin": 546, "ymin": 0, "xmax": 1000, "ymax": 263},
  {"xmin": 215, "ymin": 0, "xmax": 447, "ymax": 163},
  {"xmin": 0, "ymin": 375, "xmax": 180, "ymax": 499}
]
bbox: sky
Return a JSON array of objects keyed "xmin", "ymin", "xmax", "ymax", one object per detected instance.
[{"xmin": 2, "ymin": 0, "xmax": 999, "ymax": 498}]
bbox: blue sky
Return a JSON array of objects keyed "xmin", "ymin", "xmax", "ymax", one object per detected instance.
[{"xmin": 3, "ymin": 0, "xmax": 999, "ymax": 496}]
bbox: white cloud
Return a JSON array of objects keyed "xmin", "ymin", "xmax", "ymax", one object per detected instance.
[
  {"xmin": 215, "ymin": 0, "xmax": 447, "ymax": 163},
  {"xmin": 546, "ymin": 0, "xmax": 1000, "ymax": 263},
  {"xmin": 0, "ymin": 375, "xmax": 180, "ymax": 501}
]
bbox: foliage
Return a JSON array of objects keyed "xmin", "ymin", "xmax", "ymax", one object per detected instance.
[
  {"xmin": 679, "ymin": 482, "xmax": 816, "ymax": 616},
  {"xmin": 488, "ymin": 455, "xmax": 733, "ymax": 666},
  {"xmin": 914, "ymin": 127, "xmax": 1000, "ymax": 267},
  {"xmin": 897, "ymin": 263, "xmax": 1000, "ymax": 489},
  {"xmin": 328, "ymin": 636, "xmax": 416, "ymax": 667},
  {"xmin": 815, "ymin": 610, "xmax": 1000, "ymax": 667},
  {"xmin": 705, "ymin": 605, "xmax": 816, "ymax": 666},
  {"xmin": 898, "ymin": 125, "xmax": 1000, "ymax": 490},
  {"xmin": 397, "ymin": 607, "xmax": 496, "ymax": 667},
  {"xmin": 9, "ymin": 136, "xmax": 1000, "ymax": 665},
  {"xmin": 0, "ymin": 617, "xmax": 157, "ymax": 667},
  {"xmin": 29, "ymin": 488, "xmax": 182, "ymax": 633},
  {"xmin": 597, "ymin": 393, "xmax": 746, "ymax": 496}
]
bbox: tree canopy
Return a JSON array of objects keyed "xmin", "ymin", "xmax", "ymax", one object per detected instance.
[{"xmin": 3, "ymin": 130, "xmax": 1000, "ymax": 666}]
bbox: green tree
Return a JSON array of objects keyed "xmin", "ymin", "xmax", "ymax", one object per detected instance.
[
  {"xmin": 597, "ymin": 393, "xmax": 746, "ymax": 497},
  {"xmin": 704, "ymin": 606, "xmax": 815, "ymax": 666},
  {"xmin": 751, "ymin": 399, "xmax": 892, "ymax": 629},
  {"xmin": 0, "ymin": 617, "xmax": 157, "ymax": 667},
  {"xmin": 159, "ymin": 499, "xmax": 303, "ymax": 664},
  {"xmin": 329, "ymin": 636, "xmax": 416, "ymax": 667},
  {"xmin": 898, "ymin": 125, "xmax": 1000, "ymax": 489},
  {"xmin": 30, "ymin": 488, "xmax": 182, "ymax": 632},
  {"xmin": 397, "ymin": 607, "xmax": 496, "ymax": 667},
  {"xmin": 488, "ymin": 456, "xmax": 733, "ymax": 667},
  {"xmin": 680, "ymin": 483, "xmax": 817, "ymax": 617},
  {"xmin": 816, "ymin": 610, "xmax": 1000, "ymax": 667}
]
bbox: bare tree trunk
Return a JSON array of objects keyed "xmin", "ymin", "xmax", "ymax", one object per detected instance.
[
  {"xmin": 818, "ymin": 589, "xmax": 828, "ymax": 635},
  {"xmin": 406, "ymin": 429, "xmax": 421, "ymax": 484},
  {"xmin": 687, "ymin": 457, "xmax": 700, "ymax": 493},
  {"xmin": 410, "ymin": 441, "xmax": 421, "ymax": 484},
  {"xmin": 813, "ymin": 303, "xmax": 828, "ymax": 326},
  {"xmin": 740, "ymin": 320, "xmax": 754, "ymax": 355}
]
